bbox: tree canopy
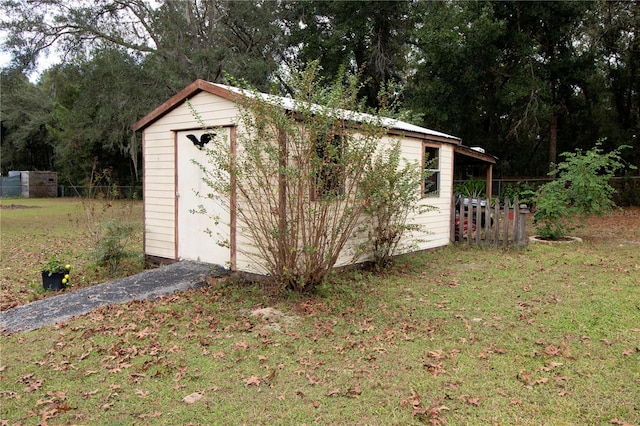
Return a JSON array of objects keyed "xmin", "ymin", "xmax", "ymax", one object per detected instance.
[{"xmin": 1, "ymin": 0, "xmax": 638, "ymax": 184}]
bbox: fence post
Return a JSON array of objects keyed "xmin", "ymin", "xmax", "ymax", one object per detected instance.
[
  {"xmin": 450, "ymin": 196, "xmax": 456, "ymax": 242},
  {"xmin": 518, "ymin": 202, "xmax": 529, "ymax": 245},
  {"xmin": 468, "ymin": 198, "xmax": 473, "ymax": 244},
  {"xmin": 503, "ymin": 197, "xmax": 511, "ymax": 245},
  {"xmin": 474, "ymin": 203, "xmax": 481, "ymax": 244},
  {"xmin": 493, "ymin": 200, "xmax": 500, "ymax": 246},
  {"xmin": 484, "ymin": 200, "xmax": 490, "ymax": 245},
  {"xmin": 513, "ymin": 197, "xmax": 520, "ymax": 244}
]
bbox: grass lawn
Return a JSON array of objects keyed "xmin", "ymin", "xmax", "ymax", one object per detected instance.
[
  {"xmin": 1, "ymin": 200, "xmax": 639, "ymax": 425},
  {"xmin": 1, "ymin": 197, "xmax": 144, "ymax": 310}
]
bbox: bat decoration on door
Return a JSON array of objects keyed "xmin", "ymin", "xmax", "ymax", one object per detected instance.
[{"xmin": 186, "ymin": 133, "xmax": 214, "ymax": 150}]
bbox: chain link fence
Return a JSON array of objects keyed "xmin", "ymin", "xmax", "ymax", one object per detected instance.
[{"xmin": 58, "ymin": 185, "xmax": 143, "ymax": 199}]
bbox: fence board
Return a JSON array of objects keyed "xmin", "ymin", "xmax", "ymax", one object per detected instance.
[{"xmin": 452, "ymin": 195, "xmax": 529, "ymax": 246}]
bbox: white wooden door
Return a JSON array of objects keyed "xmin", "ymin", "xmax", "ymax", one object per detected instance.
[{"xmin": 176, "ymin": 129, "xmax": 230, "ymax": 266}]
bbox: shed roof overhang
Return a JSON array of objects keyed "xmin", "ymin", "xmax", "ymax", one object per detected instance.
[
  {"xmin": 453, "ymin": 145, "xmax": 497, "ymax": 199},
  {"xmin": 133, "ymin": 79, "xmax": 239, "ymax": 131},
  {"xmin": 454, "ymin": 145, "xmax": 498, "ymax": 165}
]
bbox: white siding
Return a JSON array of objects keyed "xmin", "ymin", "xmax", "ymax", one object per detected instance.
[
  {"xmin": 335, "ymin": 135, "xmax": 453, "ymax": 267},
  {"xmin": 143, "ymin": 92, "xmax": 239, "ymax": 260},
  {"xmin": 409, "ymin": 142, "xmax": 454, "ymax": 251}
]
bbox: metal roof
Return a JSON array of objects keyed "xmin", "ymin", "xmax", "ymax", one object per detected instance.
[{"xmin": 213, "ymin": 83, "xmax": 461, "ymax": 142}]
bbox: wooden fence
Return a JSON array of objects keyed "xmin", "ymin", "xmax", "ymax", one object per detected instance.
[{"xmin": 451, "ymin": 196, "xmax": 530, "ymax": 246}]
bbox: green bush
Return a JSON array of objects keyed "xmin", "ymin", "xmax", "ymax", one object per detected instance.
[
  {"xmin": 499, "ymin": 181, "xmax": 537, "ymax": 207},
  {"xmin": 92, "ymin": 219, "xmax": 140, "ymax": 276},
  {"xmin": 357, "ymin": 141, "xmax": 435, "ymax": 269},
  {"xmin": 191, "ymin": 62, "xmax": 408, "ymax": 291},
  {"xmin": 533, "ymin": 142, "xmax": 633, "ymax": 239}
]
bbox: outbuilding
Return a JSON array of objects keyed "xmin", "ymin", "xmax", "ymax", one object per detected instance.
[{"xmin": 133, "ymin": 79, "xmax": 496, "ymax": 273}]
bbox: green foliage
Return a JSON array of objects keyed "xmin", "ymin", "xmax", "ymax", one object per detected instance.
[
  {"xmin": 41, "ymin": 255, "xmax": 70, "ymax": 276},
  {"xmin": 192, "ymin": 61, "xmax": 410, "ymax": 291},
  {"xmin": 2, "ymin": 1, "xmax": 639, "ymax": 199},
  {"xmin": 533, "ymin": 142, "xmax": 633, "ymax": 239},
  {"xmin": 286, "ymin": 0, "xmax": 412, "ymax": 108},
  {"xmin": 454, "ymin": 178, "xmax": 486, "ymax": 199},
  {"xmin": 91, "ymin": 219, "xmax": 140, "ymax": 277},
  {"xmin": 0, "ymin": 70, "xmax": 56, "ymax": 174},
  {"xmin": 357, "ymin": 141, "xmax": 435, "ymax": 269},
  {"xmin": 499, "ymin": 181, "xmax": 538, "ymax": 207},
  {"xmin": 79, "ymin": 165, "xmax": 142, "ymax": 277}
]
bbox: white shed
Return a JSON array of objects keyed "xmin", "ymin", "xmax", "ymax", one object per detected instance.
[{"xmin": 133, "ymin": 80, "xmax": 495, "ymax": 273}]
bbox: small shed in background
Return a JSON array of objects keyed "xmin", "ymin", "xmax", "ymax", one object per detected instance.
[{"xmin": 0, "ymin": 171, "xmax": 58, "ymax": 198}]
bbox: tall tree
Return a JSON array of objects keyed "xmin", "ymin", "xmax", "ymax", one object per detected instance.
[
  {"xmin": 285, "ymin": 0, "xmax": 412, "ymax": 107},
  {"xmin": 42, "ymin": 49, "xmax": 154, "ymax": 185},
  {"xmin": 598, "ymin": 0, "xmax": 640, "ymax": 143},
  {"xmin": 0, "ymin": 70, "xmax": 56, "ymax": 173},
  {"xmin": 0, "ymin": 0, "xmax": 286, "ymax": 90},
  {"xmin": 499, "ymin": 1, "xmax": 595, "ymax": 168},
  {"xmin": 1, "ymin": 0, "xmax": 289, "ymax": 183},
  {"xmin": 407, "ymin": 1, "xmax": 598, "ymax": 175}
]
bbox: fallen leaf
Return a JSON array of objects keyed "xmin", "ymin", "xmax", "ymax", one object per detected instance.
[
  {"xmin": 138, "ymin": 412, "xmax": 162, "ymax": 419},
  {"xmin": 82, "ymin": 389, "xmax": 98, "ymax": 399},
  {"xmin": 23, "ymin": 380, "xmax": 43, "ymax": 393},
  {"xmin": 347, "ymin": 386, "xmax": 362, "ymax": 397},
  {"xmin": 326, "ymin": 389, "xmax": 341, "ymax": 397},
  {"xmin": 305, "ymin": 373, "xmax": 319, "ymax": 385},
  {"xmin": 426, "ymin": 350, "xmax": 444, "ymax": 359},
  {"xmin": 182, "ymin": 392, "xmax": 203, "ymax": 404},
  {"xmin": 262, "ymin": 369, "xmax": 277, "ymax": 383},
  {"xmin": 540, "ymin": 362, "xmax": 563, "ymax": 372},
  {"xmin": 244, "ymin": 376, "xmax": 261, "ymax": 387},
  {"xmin": 467, "ymin": 397, "xmax": 480, "ymax": 406},
  {"xmin": 610, "ymin": 419, "xmax": 633, "ymax": 426},
  {"xmin": 234, "ymin": 341, "xmax": 249, "ymax": 351},
  {"xmin": 54, "ymin": 403, "xmax": 72, "ymax": 413},
  {"xmin": 18, "ymin": 373, "xmax": 35, "ymax": 382},
  {"xmin": 135, "ymin": 389, "xmax": 149, "ymax": 398}
]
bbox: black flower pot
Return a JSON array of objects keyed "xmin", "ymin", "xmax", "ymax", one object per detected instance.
[{"xmin": 42, "ymin": 271, "xmax": 66, "ymax": 291}]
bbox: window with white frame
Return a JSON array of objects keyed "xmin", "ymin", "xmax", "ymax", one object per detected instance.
[{"xmin": 423, "ymin": 144, "xmax": 440, "ymax": 197}]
